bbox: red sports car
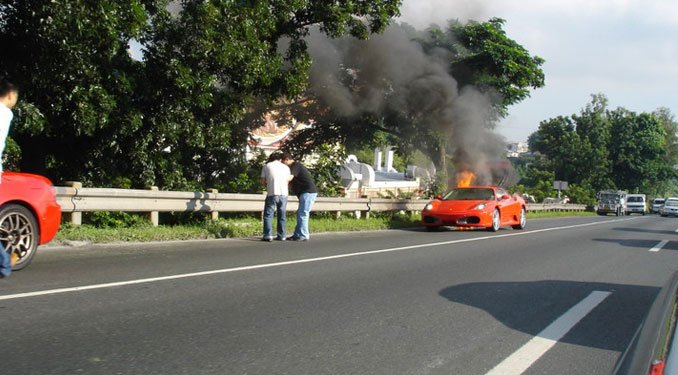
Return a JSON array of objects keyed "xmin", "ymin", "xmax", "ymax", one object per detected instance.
[
  {"xmin": 1, "ymin": 172, "xmax": 61, "ymax": 270},
  {"xmin": 422, "ymin": 186, "xmax": 527, "ymax": 232}
]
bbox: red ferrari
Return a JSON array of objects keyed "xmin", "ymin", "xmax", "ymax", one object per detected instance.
[
  {"xmin": 1, "ymin": 172, "xmax": 61, "ymax": 270},
  {"xmin": 422, "ymin": 186, "xmax": 527, "ymax": 232}
]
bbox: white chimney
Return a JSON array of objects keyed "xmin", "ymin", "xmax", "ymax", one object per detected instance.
[
  {"xmin": 373, "ymin": 147, "xmax": 383, "ymax": 172},
  {"xmin": 385, "ymin": 146, "xmax": 395, "ymax": 172}
]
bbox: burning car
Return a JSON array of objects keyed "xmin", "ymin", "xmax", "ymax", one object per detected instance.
[{"xmin": 422, "ymin": 185, "xmax": 527, "ymax": 232}]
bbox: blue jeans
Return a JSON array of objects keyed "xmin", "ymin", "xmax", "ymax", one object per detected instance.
[
  {"xmin": 294, "ymin": 192, "xmax": 317, "ymax": 240},
  {"xmin": 263, "ymin": 195, "xmax": 288, "ymax": 239},
  {"xmin": 0, "ymin": 242, "xmax": 10, "ymax": 278}
]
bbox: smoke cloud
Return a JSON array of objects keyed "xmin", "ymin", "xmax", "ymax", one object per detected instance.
[{"xmin": 305, "ymin": 24, "xmax": 511, "ymax": 186}]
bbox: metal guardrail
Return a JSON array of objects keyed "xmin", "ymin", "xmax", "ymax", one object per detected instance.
[{"xmin": 55, "ymin": 183, "xmax": 588, "ymax": 226}]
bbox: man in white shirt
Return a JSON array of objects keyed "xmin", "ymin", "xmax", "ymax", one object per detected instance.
[
  {"xmin": 260, "ymin": 152, "xmax": 292, "ymax": 241},
  {"xmin": 0, "ymin": 79, "xmax": 19, "ymax": 278}
]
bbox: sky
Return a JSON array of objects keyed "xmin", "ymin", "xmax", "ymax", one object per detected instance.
[{"xmin": 399, "ymin": 0, "xmax": 678, "ymax": 142}]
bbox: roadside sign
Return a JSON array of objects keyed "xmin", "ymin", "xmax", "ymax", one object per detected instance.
[{"xmin": 553, "ymin": 180, "xmax": 568, "ymax": 190}]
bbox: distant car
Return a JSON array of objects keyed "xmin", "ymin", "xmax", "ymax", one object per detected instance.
[
  {"xmin": 652, "ymin": 198, "xmax": 666, "ymax": 214},
  {"xmin": 660, "ymin": 198, "xmax": 678, "ymax": 217},
  {"xmin": 1, "ymin": 172, "xmax": 61, "ymax": 270},
  {"xmin": 422, "ymin": 186, "xmax": 527, "ymax": 232}
]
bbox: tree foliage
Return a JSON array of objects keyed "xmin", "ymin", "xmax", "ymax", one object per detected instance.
[
  {"xmin": 1, "ymin": 0, "xmax": 401, "ymax": 189},
  {"xmin": 527, "ymin": 94, "xmax": 677, "ymax": 199},
  {"xmin": 420, "ymin": 18, "xmax": 545, "ymax": 118}
]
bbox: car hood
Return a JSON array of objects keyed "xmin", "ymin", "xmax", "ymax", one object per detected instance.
[{"xmin": 435, "ymin": 199, "xmax": 493, "ymax": 211}]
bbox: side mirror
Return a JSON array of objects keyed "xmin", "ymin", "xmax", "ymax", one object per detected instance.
[{"xmin": 435, "ymin": 194, "xmax": 443, "ymax": 200}]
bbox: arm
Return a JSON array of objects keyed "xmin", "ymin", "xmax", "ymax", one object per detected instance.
[{"xmin": 260, "ymin": 165, "xmax": 268, "ymax": 187}]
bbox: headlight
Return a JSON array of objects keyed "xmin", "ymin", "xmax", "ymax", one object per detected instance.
[
  {"xmin": 473, "ymin": 203, "xmax": 486, "ymax": 210},
  {"xmin": 424, "ymin": 203, "xmax": 433, "ymax": 211}
]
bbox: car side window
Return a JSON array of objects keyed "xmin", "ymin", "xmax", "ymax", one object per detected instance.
[{"xmin": 496, "ymin": 189, "xmax": 506, "ymax": 199}]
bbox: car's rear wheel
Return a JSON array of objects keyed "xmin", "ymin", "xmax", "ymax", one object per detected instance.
[
  {"xmin": 512, "ymin": 207, "xmax": 526, "ymax": 230},
  {"xmin": 487, "ymin": 209, "xmax": 500, "ymax": 232},
  {"xmin": 0, "ymin": 204, "xmax": 39, "ymax": 271}
]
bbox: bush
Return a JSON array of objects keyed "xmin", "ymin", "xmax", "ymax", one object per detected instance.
[{"xmin": 84, "ymin": 211, "xmax": 149, "ymax": 228}]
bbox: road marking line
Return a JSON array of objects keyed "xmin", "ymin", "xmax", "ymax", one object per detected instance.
[
  {"xmin": 0, "ymin": 217, "xmax": 638, "ymax": 301},
  {"xmin": 486, "ymin": 291, "xmax": 611, "ymax": 375},
  {"xmin": 675, "ymin": 228, "xmax": 678, "ymax": 233},
  {"xmin": 650, "ymin": 240, "xmax": 669, "ymax": 252}
]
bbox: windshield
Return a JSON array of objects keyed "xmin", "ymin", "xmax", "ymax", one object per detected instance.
[
  {"xmin": 654, "ymin": 199, "xmax": 665, "ymax": 204},
  {"xmin": 443, "ymin": 188, "xmax": 495, "ymax": 201},
  {"xmin": 600, "ymin": 194, "xmax": 621, "ymax": 203},
  {"xmin": 666, "ymin": 200, "xmax": 678, "ymax": 207},
  {"xmin": 627, "ymin": 197, "xmax": 644, "ymax": 203}
]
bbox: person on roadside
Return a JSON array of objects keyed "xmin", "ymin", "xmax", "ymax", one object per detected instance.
[
  {"xmin": 0, "ymin": 79, "xmax": 19, "ymax": 278},
  {"xmin": 260, "ymin": 152, "xmax": 292, "ymax": 241},
  {"xmin": 281, "ymin": 153, "xmax": 318, "ymax": 242}
]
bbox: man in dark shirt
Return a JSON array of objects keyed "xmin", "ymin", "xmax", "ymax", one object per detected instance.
[{"xmin": 281, "ymin": 153, "xmax": 318, "ymax": 241}]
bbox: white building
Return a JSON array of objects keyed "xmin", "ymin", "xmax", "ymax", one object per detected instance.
[{"xmin": 506, "ymin": 141, "xmax": 529, "ymax": 158}]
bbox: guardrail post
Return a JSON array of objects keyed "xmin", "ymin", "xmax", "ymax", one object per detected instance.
[
  {"xmin": 63, "ymin": 181, "xmax": 82, "ymax": 226},
  {"xmin": 208, "ymin": 189, "xmax": 219, "ymax": 221},
  {"xmin": 354, "ymin": 210, "xmax": 362, "ymax": 219},
  {"xmin": 147, "ymin": 186, "xmax": 159, "ymax": 226}
]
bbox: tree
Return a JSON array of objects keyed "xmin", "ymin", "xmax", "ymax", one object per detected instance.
[
  {"xmin": 527, "ymin": 116, "xmax": 581, "ymax": 182},
  {"xmin": 608, "ymin": 109, "xmax": 671, "ymax": 192},
  {"xmin": 570, "ymin": 94, "xmax": 614, "ymax": 190},
  {"xmin": 421, "ymin": 18, "xmax": 545, "ymax": 119},
  {"xmin": 1, "ymin": 0, "xmax": 402, "ymax": 189},
  {"xmin": 1, "ymin": 0, "xmax": 162, "ymax": 185},
  {"xmin": 525, "ymin": 94, "xmax": 676, "ymax": 198},
  {"xmin": 653, "ymin": 107, "xmax": 678, "ymax": 166}
]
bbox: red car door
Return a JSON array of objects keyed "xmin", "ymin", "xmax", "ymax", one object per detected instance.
[{"xmin": 496, "ymin": 188, "xmax": 518, "ymax": 225}]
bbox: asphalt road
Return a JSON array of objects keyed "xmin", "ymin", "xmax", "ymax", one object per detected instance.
[{"xmin": 1, "ymin": 215, "xmax": 677, "ymax": 374}]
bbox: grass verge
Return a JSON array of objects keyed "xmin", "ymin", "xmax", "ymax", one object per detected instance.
[
  {"xmin": 53, "ymin": 210, "xmax": 596, "ymax": 245},
  {"xmin": 527, "ymin": 211, "xmax": 596, "ymax": 219}
]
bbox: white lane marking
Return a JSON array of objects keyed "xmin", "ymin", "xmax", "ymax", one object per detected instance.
[
  {"xmin": 0, "ymin": 218, "xmax": 638, "ymax": 301},
  {"xmin": 650, "ymin": 240, "xmax": 669, "ymax": 252},
  {"xmin": 675, "ymin": 228, "xmax": 678, "ymax": 233},
  {"xmin": 486, "ymin": 291, "xmax": 611, "ymax": 375}
]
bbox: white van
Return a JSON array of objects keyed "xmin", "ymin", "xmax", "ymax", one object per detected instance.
[{"xmin": 626, "ymin": 194, "xmax": 647, "ymax": 215}]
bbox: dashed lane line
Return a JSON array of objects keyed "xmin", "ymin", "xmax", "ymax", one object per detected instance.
[{"xmin": 650, "ymin": 240, "xmax": 669, "ymax": 252}]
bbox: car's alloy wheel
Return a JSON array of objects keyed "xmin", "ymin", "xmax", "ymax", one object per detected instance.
[
  {"xmin": 0, "ymin": 204, "xmax": 39, "ymax": 271},
  {"xmin": 512, "ymin": 207, "xmax": 526, "ymax": 230},
  {"xmin": 487, "ymin": 209, "xmax": 500, "ymax": 232}
]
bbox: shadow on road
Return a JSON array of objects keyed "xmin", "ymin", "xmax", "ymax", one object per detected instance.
[
  {"xmin": 593, "ymin": 238, "xmax": 678, "ymax": 251},
  {"xmin": 612, "ymin": 227, "xmax": 678, "ymax": 236},
  {"xmin": 439, "ymin": 280, "xmax": 658, "ymax": 352}
]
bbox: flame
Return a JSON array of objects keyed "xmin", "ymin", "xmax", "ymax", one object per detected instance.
[{"xmin": 456, "ymin": 170, "xmax": 476, "ymax": 188}]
